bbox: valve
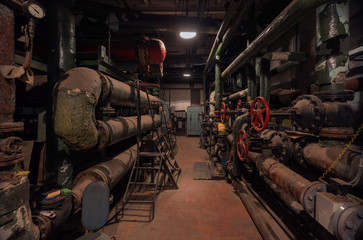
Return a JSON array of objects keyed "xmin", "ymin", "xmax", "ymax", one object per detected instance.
[
  {"xmin": 250, "ymin": 97, "xmax": 270, "ymax": 131},
  {"xmin": 237, "ymin": 99, "xmax": 242, "ymax": 109},
  {"xmin": 236, "ymin": 129, "xmax": 249, "ymax": 161},
  {"xmin": 220, "ymin": 102, "xmax": 230, "ymax": 123}
]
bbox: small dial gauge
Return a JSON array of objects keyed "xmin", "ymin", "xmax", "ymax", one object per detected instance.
[{"xmin": 23, "ymin": 1, "xmax": 46, "ymax": 19}]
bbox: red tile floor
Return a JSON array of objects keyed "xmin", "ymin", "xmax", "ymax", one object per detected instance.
[{"xmin": 101, "ymin": 136, "xmax": 262, "ymax": 240}]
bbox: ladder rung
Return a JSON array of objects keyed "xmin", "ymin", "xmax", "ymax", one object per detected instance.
[
  {"xmin": 135, "ymin": 167, "xmax": 160, "ymax": 170},
  {"xmin": 128, "ymin": 200, "xmax": 154, "ymax": 203},
  {"xmin": 130, "ymin": 182, "xmax": 157, "ymax": 185},
  {"xmin": 139, "ymin": 152, "xmax": 164, "ymax": 157}
]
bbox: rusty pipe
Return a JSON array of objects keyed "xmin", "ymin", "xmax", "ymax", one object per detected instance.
[
  {"xmin": 248, "ymin": 151, "xmax": 311, "ymax": 202},
  {"xmin": 53, "ymin": 67, "xmax": 162, "ymax": 151},
  {"xmin": 72, "ymin": 145, "xmax": 137, "ymax": 209}
]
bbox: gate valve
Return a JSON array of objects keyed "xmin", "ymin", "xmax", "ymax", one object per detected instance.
[
  {"xmin": 236, "ymin": 129, "xmax": 249, "ymax": 161},
  {"xmin": 220, "ymin": 102, "xmax": 230, "ymax": 123},
  {"xmin": 250, "ymin": 97, "xmax": 270, "ymax": 131}
]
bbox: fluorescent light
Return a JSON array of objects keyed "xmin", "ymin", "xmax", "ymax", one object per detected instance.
[
  {"xmin": 183, "ymin": 73, "xmax": 191, "ymax": 77},
  {"xmin": 179, "ymin": 32, "xmax": 196, "ymax": 39}
]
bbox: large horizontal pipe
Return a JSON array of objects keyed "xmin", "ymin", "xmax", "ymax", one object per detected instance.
[
  {"xmin": 99, "ymin": 115, "xmax": 161, "ymax": 150},
  {"xmin": 72, "ymin": 145, "xmax": 137, "ymax": 209},
  {"xmin": 248, "ymin": 151, "xmax": 311, "ymax": 202},
  {"xmin": 54, "ymin": 67, "xmax": 161, "ymax": 151},
  {"xmin": 222, "ymin": 88, "xmax": 248, "ymax": 102},
  {"xmin": 222, "ymin": 0, "xmax": 336, "ymax": 79},
  {"xmin": 302, "ymin": 143, "xmax": 362, "ymax": 183}
]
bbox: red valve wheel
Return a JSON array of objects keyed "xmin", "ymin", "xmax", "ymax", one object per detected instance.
[
  {"xmin": 250, "ymin": 97, "xmax": 270, "ymax": 131},
  {"xmin": 237, "ymin": 99, "xmax": 242, "ymax": 109},
  {"xmin": 220, "ymin": 102, "xmax": 230, "ymax": 123},
  {"xmin": 236, "ymin": 129, "xmax": 249, "ymax": 161}
]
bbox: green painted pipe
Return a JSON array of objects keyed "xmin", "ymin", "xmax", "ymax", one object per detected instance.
[
  {"xmin": 214, "ymin": 60, "xmax": 221, "ymax": 109},
  {"xmin": 222, "ymin": 0, "xmax": 337, "ymax": 79}
]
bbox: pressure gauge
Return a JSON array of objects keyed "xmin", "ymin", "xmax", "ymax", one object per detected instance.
[{"xmin": 23, "ymin": 1, "xmax": 46, "ymax": 19}]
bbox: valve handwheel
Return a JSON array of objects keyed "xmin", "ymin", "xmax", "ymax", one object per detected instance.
[
  {"xmin": 220, "ymin": 102, "xmax": 230, "ymax": 123},
  {"xmin": 236, "ymin": 129, "xmax": 249, "ymax": 161},
  {"xmin": 237, "ymin": 99, "xmax": 242, "ymax": 109},
  {"xmin": 250, "ymin": 97, "xmax": 270, "ymax": 131}
]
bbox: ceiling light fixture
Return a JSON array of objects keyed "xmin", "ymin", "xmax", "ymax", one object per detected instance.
[
  {"xmin": 183, "ymin": 73, "xmax": 191, "ymax": 77},
  {"xmin": 179, "ymin": 32, "xmax": 196, "ymax": 39}
]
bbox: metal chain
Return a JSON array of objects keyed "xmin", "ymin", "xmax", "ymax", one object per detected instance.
[{"xmin": 318, "ymin": 123, "xmax": 363, "ymax": 202}]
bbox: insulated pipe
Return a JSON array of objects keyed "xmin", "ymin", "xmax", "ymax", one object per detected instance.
[
  {"xmin": 72, "ymin": 145, "xmax": 137, "ymax": 209},
  {"xmin": 222, "ymin": 0, "xmax": 336, "ymax": 79},
  {"xmin": 99, "ymin": 115, "xmax": 161, "ymax": 150},
  {"xmin": 222, "ymin": 89, "xmax": 248, "ymax": 102},
  {"xmin": 302, "ymin": 143, "xmax": 362, "ymax": 183},
  {"xmin": 54, "ymin": 67, "xmax": 162, "ymax": 151}
]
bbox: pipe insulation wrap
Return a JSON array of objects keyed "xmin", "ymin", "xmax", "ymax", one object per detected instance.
[
  {"xmin": 72, "ymin": 145, "xmax": 137, "ymax": 208},
  {"xmin": 53, "ymin": 67, "xmax": 162, "ymax": 151}
]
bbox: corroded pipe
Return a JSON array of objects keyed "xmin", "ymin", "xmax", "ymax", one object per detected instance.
[
  {"xmin": 248, "ymin": 151, "xmax": 311, "ymax": 202},
  {"xmin": 72, "ymin": 145, "xmax": 136, "ymax": 209},
  {"xmin": 53, "ymin": 67, "xmax": 161, "ymax": 151}
]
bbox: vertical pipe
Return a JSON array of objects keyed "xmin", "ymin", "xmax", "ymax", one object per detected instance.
[
  {"xmin": 260, "ymin": 58, "xmax": 271, "ymax": 101},
  {"xmin": 214, "ymin": 59, "xmax": 221, "ymax": 110},
  {"xmin": 46, "ymin": 0, "xmax": 76, "ymax": 188},
  {"xmin": 203, "ymin": 75, "xmax": 208, "ymax": 113},
  {"xmin": 315, "ymin": 1, "xmax": 349, "ymax": 91}
]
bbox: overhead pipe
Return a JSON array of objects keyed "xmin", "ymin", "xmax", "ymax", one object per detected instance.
[
  {"xmin": 72, "ymin": 145, "xmax": 137, "ymax": 209},
  {"xmin": 53, "ymin": 67, "xmax": 162, "ymax": 151},
  {"xmin": 222, "ymin": 0, "xmax": 336, "ymax": 79},
  {"xmin": 204, "ymin": 0, "xmax": 248, "ymax": 74},
  {"xmin": 214, "ymin": 61, "xmax": 222, "ymax": 109}
]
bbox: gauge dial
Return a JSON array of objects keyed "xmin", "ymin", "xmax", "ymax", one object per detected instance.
[{"xmin": 23, "ymin": 1, "xmax": 46, "ymax": 19}]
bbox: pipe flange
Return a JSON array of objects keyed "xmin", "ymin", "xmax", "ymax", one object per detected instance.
[
  {"xmin": 291, "ymin": 95, "xmax": 324, "ymax": 134},
  {"xmin": 293, "ymin": 136, "xmax": 318, "ymax": 167},
  {"xmin": 96, "ymin": 120, "xmax": 110, "ymax": 151},
  {"xmin": 335, "ymin": 204, "xmax": 363, "ymax": 240},
  {"xmin": 96, "ymin": 72, "xmax": 111, "ymax": 106},
  {"xmin": 300, "ymin": 182, "xmax": 326, "ymax": 218}
]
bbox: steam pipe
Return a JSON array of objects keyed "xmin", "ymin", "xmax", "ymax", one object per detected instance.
[
  {"xmin": 72, "ymin": 145, "xmax": 137, "ymax": 209},
  {"xmin": 53, "ymin": 67, "xmax": 162, "ymax": 151},
  {"xmin": 222, "ymin": 0, "xmax": 336, "ymax": 79}
]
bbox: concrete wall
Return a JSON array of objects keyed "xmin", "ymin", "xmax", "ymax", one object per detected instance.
[{"xmin": 160, "ymin": 83, "xmax": 204, "ymax": 112}]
